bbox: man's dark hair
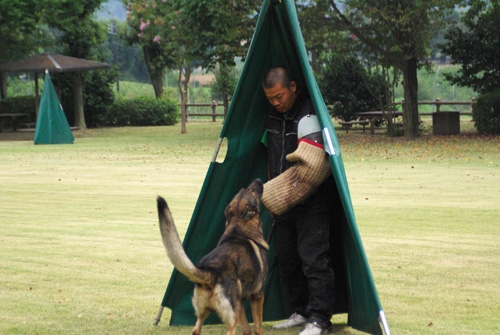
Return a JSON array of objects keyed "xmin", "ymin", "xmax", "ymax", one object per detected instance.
[{"xmin": 262, "ymin": 66, "xmax": 292, "ymax": 89}]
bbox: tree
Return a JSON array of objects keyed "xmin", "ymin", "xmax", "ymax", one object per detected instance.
[
  {"xmin": 325, "ymin": 0, "xmax": 463, "ymax": 138},
  {"xmin": 124, "ymin": 0, "xmax": 257, "ymax": 133},
  {"xmin": 0, "ymin": 0, "xmax": 45, "ymax": 63},
  {"xmin": 44, "ymin": 0, "xmax": 106, "ymax": 58},
  {"xmin": 319, "ymin": 53, "xmax": 391, "ymax": 122},
  {"xmin": 295, "ymin": 0, "xmax": 344, "ymax": 73},
  {"xmin": 122, "ymin": 5, "xmax": 176, "ymax": 98},
  {"xmin": 1, "ymin": 0, "xmax": 115, "ymax": 128},
  {"xmin": 211, "ymin": 64, "xmax": 240, "ymax": 117},
  {"xmin": 441, "ymin": 2, "xmax": 500, "ymax": 94},
  {"xmin": 0, "ymin": 0, "xmax": 48, "ymax": 98},
  {"xmin": 44, "ymin": 0, "xmax": 115, "ymax": 129},
  {"xmin": 96, "ymin": 20, "xmax": 151, "ymax": 83}
]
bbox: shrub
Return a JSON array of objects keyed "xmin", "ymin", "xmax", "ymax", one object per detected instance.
[
  {"xmin": 0, "ymin": 96, "xmax": 37, "ymax": 123},
  {"xmin": 82, "ymin": 70, "xmax": 117, "ymax": 128},
  {"xmin": 0, "ymin": 96, "xmax": 36, "ymax": 114},
  {"xmin": 58, "ymin": 69, "xmax": 117, "ymax": 128},
  {"xmin": 319, "ymin": 53, "xmax": 391, "ymax": 121},
  {"xmin": 473, "ymin": 90, "xmax": 500, "ymax": 134},
  {"xmin": 97, "ymin": 96, "xmax": 179, "ymax": 127}
]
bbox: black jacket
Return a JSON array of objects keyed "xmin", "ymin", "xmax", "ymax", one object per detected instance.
[
  {"xmin": 266, "ymin": 91, "xmax": 314, "ymax": 179},
  {"xmin": 265, "ymin": 92, "xmax": 336, "ymax": 215}
]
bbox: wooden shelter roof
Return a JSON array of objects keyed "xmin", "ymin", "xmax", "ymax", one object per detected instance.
[{"xmin": 0, "ymin": 54, "xmax": 110, "ymax": 73}]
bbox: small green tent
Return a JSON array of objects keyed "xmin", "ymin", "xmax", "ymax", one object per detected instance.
[
  {"xmin": 158, "ymin": 1, "xmax": 390, "ymax": 334},
  {"xmin": 34, "ymin": 72, "xmax": 74, "ymax": 145}
]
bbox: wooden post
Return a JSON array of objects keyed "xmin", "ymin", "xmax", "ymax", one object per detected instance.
[
  {"xmin": 211, "ymin": 100, "xmax": 217, "ymax": 122},
  {"xmin": 35, "ymin": 73, "xmax": 40, "ymax": 119}
]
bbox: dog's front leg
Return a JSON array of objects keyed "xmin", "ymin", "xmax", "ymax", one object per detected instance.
[
  {"xmin": 238, "ymin": 300, "xmax": 252, "ymax": 335},
  {"xmin": 250, "ymin": 293, "xmax": 265, "ymax": 335}
]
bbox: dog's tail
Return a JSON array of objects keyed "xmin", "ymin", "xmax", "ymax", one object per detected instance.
[{"xmin": 157, "ymin": 196, "xmax": 213, "ymax": 286}]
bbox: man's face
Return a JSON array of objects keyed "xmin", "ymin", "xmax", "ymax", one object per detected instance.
[{"xmin": 264, "ymin": 81, "xmax": 297, "ymax": 113}]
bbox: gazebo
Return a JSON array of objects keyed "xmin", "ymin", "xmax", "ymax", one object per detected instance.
[{"xmin": 0, "ymin": 54, "xmax": 110, "ymax": 129}]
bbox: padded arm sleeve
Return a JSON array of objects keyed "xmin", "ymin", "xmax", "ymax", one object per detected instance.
[{"xmin": 262, "ymin": 139, "xmax": 332, "ymax": 215}]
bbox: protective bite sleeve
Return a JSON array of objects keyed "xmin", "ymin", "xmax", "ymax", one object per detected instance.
[{"xmin": 262, "ymin": 139, "xmax": 332, "ymax": 215}]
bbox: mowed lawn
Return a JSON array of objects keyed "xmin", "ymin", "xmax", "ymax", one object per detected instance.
[{"xmin": 0, "ymin": 121, "xmax": 499, "ymax": 335}]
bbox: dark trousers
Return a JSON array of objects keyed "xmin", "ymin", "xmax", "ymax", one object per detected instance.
[{"xmin": 275, "ymin": 191, "xmax": 336, "ymax": 326}]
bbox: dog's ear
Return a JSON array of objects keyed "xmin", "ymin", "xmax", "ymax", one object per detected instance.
[
  {"xmin": 224, "ymin": 204, "xmax": 234, "ymax": 222},
  {"xmin": 248, "ymin": 179, "xmax": 264, "ymax": 199},
  {"xmin": 242, "ymin": 204, "xmax": 258, "ymax": 220}
]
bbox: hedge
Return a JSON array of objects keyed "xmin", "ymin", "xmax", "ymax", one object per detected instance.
[
  {"xmin": 473, "ymin": 90, "xmax": 500, "ymax": 135},
  {"xmin": 97, "ymin": 96, "xmax": 179, "ymax": 127}
]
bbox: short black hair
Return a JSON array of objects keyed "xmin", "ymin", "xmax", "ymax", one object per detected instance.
[{"xmin": 262, "ymin": 66, "xmax": 292, "ymax": 89}]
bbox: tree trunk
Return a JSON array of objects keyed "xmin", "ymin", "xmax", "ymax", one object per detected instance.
[
  {"xmin": 142, "ymin": 45, "xmax": 164, "ymax": 99},
  {"xmin": 223, "ymin": 92, "xmax": 229, "ymax": 120},
  {"xmin": 178, "ymin": 64, "xmax": 191, "ymax": 134},
  {"xmin": 0, "ymin": 72, "xmax": 6, "ymax": 100},
  {"xmin": 151, "ymin": 73, "xmax": 164, "ymax": 99},
  {"xmin": 310, "ymin": 50, "xmax": 321, "ymax": 74},
  {"xmin": 73, "ymin": 72, "xmax": 86, "ymax": 130},
  {"xmin": 180, "ymin": 94, "xmax": 187, "ymax": 133},
  {"xmin": 402, "ymin": 58, "xmax": 420, "ymax": 138}
]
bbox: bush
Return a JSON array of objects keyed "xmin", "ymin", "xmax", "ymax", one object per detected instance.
[
  {"xmin": 6, "ymin": 76, "xmax": 37, "ymax": 97},
  {"xmin": 82, "ymin": 70, "xmax": 117, "ymax": 128},
  {"xmin": 58, "ymin": 69, "xmax": 117, "ymax": 128},
  {"xmin": 0, "ymin": 96, "xmax": 37, "ymax": 123},
  {"xmin": 319, "ymin": 53, "xmax": 391, "ymax": 121},
  {"xmin": 473, "ymin": 90, "xmax": 500, "ymax": 134},
  {"xmin": 0, "ymin": 96, "xmax": 36, "ymax": 114},
  {"xmin": 97, "ymin": 96, "xmax": 179, "ymax": 127}
]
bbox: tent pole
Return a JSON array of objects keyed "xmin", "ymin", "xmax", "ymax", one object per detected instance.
[
  {"xmin": 322, "ymin": 127, "xmax": 335, "ymax": 156},
  {"xmin": 153, "ymin": 305, "xmax": 164, "ymax": 326},
  {"xmin": 379, "ymin": 310, "xmax": 391, "ymax": 335},
  {"xmin": 210, "ymin": 137, "xmax": 224, "ymax": 163}
]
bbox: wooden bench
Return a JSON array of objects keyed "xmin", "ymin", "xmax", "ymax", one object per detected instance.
[
  {"xmin": 341, "ymin": 120, "xmax": 369, "ymax": 133},
  {"xmin": 20, "ymin": 121, "xmax": 36, "ymax": 129},
  {"xmin": 0, "ymin": 113, "xmax": 31, "ymax": 132}
]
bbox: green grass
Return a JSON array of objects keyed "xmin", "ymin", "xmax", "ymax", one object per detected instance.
[{"xmin": 1, "ymin": 121, "xmax": 499, "ymax": 335}]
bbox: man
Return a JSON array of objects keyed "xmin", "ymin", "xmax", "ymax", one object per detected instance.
[{"xmin": 261, "ymin": 66, "xmax": 338, "ymax": 335}]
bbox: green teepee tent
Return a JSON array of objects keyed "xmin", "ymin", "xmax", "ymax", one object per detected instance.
[
  {"xmin": 158, "ymin": 1, "xmax": 390, "ymax": 334},
  {"xmin": 34, "ymin": 72, "xmax": 74, "ymax": 145}
]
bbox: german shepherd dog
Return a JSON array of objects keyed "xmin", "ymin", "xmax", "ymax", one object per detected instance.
[{"xmin": 156, "ymin": 179, "xmax": 268, "ymax": 335}]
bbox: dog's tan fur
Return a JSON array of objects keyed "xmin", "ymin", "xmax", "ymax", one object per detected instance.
[{"xmin": 157, "ymin": 179, "xmax": 268, "ymax": 335}]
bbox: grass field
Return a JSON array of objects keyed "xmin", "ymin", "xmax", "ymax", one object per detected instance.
[{"xmin": 1, "ymin": 120, "xmax": 499, "ymax": 335}]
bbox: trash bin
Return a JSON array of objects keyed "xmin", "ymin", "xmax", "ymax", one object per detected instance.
[{"xmin": 433, "ymin": 111, "xmax": 460, "ymax": 135}]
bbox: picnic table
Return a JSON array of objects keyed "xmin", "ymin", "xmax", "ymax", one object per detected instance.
[
  {"xmin": 0, "ymin": 113, "xmax": 31, "ymax": 132},
  {"xmin": 354, "ymin": 111, "xmax": 403, "ymax": 135}
]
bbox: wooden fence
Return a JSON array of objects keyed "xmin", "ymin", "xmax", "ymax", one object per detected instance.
[
  {"xmin": 184, "ymin": 101, "xmax": 226, "ymax": 121},
  {"xmin": 184, "ymin": 99, "xmax": 476, "ymax": 122},
  {"xmin": 395, "ymin": 99, "xmax": 476, "ymax": 116},
  {"xmin": 394, "ymin": 99, "xmax": 477, "ymax": 135}
]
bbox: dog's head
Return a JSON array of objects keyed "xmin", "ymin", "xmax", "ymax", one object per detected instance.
[{"xmin": 224, "ymin": 179, "xmax": 263, "ymax": 225}]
